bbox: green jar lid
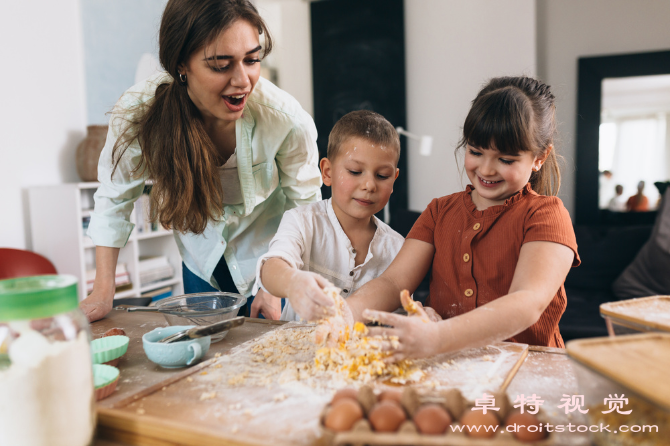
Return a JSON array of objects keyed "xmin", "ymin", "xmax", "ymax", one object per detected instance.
[{"xmin": 0, "ymin": 275, "xmax": 79, "ymax": 321}]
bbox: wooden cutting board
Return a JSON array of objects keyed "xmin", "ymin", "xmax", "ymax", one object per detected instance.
[
  {"xmin": 600, "ymin": 295, "xmax": 670, "ymax": 332},
  {"xmin": 566, "ymin": 332, "xmax": 670, "ymax": 412},
  {"xmin": 97, "ymin": 325, "xmax": 528, "ymax": 446}
]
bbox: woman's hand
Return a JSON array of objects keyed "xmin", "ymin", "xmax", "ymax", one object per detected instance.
[
  {"xmin": 80, "ymin": 288, "xmax": 114, "ymax": 323},
  {"xmin": 363, "ymin": 305, "xmax": 442, "ymax": 362},
  {"xmin": 287, "ymin": 270, "xmax": 336, "ymax": 321},
  {"xmin": 250, "ymin": 288, "xmax": 282, "ymax": 320},
  {"xmin": 80, "ymin": 246, "xmax": 119, "ymax": 323}
]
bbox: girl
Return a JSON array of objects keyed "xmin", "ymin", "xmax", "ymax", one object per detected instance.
[
  {"xmin": 80, "ymin": 0, "xmax": 321, "ymax": 322},
  {"xmin": 342, "ymin": 76, "xmax": 580, "ymax": 360}
]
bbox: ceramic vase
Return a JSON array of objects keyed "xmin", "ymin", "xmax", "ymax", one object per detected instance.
[{"xmin": 76, "ymin": 125, "xmax": 108, "ymax": 182}]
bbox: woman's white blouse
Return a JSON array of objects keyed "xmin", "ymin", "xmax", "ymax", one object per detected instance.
[{"xmin": 87, "ymin": 73, "xmax": 322, "ymax": 296}]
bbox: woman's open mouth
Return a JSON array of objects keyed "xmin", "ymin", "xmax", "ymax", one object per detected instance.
[{"xmin": 222, "ymin": 93, "xmax": 247, "ymax": 112}]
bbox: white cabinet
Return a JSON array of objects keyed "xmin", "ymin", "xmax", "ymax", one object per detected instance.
[{"xmin": 28, "ymin": 182, "xmax": 183, "ymax": 301}]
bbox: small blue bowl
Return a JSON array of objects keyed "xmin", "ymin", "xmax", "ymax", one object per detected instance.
[{"xmin": 142, "ymin": 326, "xmax": 211, "ymax": 368}]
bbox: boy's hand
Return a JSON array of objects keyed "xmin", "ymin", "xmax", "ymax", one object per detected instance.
[
  {"xmin": 362, "ymin": 306, "xmax": 441, "ymax": 362},
  {"xmin": 250, "ymin": 288, "xmax": 282, "ymax": 320},
  {"xmin": 416, "ymin": 302, "xmax": 443, "ymax": 322},
  {"xmin": 287, "ymin": 270, "xmax": 336, "ymax": 321}
]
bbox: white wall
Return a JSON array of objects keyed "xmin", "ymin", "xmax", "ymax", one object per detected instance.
[
  {"xmin": 405, "ymin": 0, "xmax": 536, "ymax": 211},
  {"xmin": 0, "ymin": 0, "xmax": 88, "ymax": 249},
  {"xmin": 256, "ymin": 0, "xmax": 314, "ymax": 116},
  {"xmin": 537, "ymin": 0, "xmax": 670, "ymax": 216}
]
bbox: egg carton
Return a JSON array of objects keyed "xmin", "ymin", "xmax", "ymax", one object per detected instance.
[{"xmin": 318, "ymin": 386, "xmax": 553, "ymax": 446}]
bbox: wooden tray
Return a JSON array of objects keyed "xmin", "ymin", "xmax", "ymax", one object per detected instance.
[
  {"xmin": 97, "ymin": 331, "xmax": 529, "ymax": 446},
  {"xmin": 600, "ymin": 295, "xmax": 670, "ymax": 333},
  {"xmin": 566, "ymin": 333, "xmax": 670, "ymax": 412}
]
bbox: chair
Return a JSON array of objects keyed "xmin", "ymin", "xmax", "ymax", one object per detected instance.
[{"xmin": 0, "ymin": 248, "xmax": 58, "ymax": 280}]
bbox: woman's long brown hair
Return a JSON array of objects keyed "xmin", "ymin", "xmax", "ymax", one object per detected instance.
[
  {"xmin": 110, "ymin": 0, "xmax": 273, "ymax": 234},
  {"xmin": 457, "ymin": 76, "xmax": 561, "ymax": 196}
]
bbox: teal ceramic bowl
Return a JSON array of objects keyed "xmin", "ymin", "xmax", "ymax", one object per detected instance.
[{"xmin": 142, "ymin": 326, "xmax": 211, "ymax": 368}]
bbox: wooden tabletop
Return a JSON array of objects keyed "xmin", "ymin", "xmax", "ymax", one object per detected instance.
[{"xmin": 92, "ymin": 310, "xmax": 590, "ymax": 445}]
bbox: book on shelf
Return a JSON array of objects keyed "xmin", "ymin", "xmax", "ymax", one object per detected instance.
[
  {"xmin": 133, "ymin": 193, "xmax": 152, "ymax": 234},
  {"xmin": 86, "ymin": 263, "xmax": 132, "ymax": 294},
  {"xmin": 133, "ymin": 185, "xmax": 169, "ymax": 234},
  {"xmin": 141, "ymin": 286, "xmax": 173, "ymax": 302},
  {"xmin": 138, "ymin": 256, "xmax": 174, "ymax": 286}
]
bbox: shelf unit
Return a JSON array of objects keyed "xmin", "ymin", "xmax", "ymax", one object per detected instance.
[{"xmin": 28, "ymin": 182, "xmax": 184, "ymax": 302}]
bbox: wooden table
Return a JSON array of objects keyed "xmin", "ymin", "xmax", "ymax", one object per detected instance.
[{"xmin": 92, "ymin": 310, "xmax": 591, "ymax": 445}]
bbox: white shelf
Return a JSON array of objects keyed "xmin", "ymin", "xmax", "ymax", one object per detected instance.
[
  {"xmin": 114, "ymin": 288, "xmax": 138, "ymax": 299},
  {"xmin": 29, "ymin": 183, "xmax": 183, "ymax": 302},
  {"xmin": 140, "ymin": 277, "xmax": 182, "ymax": 293}
]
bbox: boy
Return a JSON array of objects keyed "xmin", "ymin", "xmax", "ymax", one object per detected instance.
[{"xmin": 254, "ymin": 110, "xmax": 404, "ymax": 321}]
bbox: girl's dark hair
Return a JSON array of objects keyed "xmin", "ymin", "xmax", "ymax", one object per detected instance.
[
  {"xmin": 111, "ymin": 0, "xmax": 273, "ymax": 234},
  {"xmin": 457, "ymin": 76, "xmax": 560, "ymax": 196}
]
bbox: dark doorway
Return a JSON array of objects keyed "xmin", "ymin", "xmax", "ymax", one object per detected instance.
[{"xmin": 311, "ymin": 0, "xmax": 407, "ymax": 226}]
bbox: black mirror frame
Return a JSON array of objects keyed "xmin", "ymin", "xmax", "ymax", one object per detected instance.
[{"xmin": 575, "ymin": 49, "xmax": 670, "ymax": 226}]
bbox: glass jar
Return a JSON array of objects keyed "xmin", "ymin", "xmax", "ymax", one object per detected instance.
[{"xmin": 0, "ymin": 275, "xmax": 95, "ymax": 446}]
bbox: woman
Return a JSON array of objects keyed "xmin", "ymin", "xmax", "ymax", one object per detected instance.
[{"xmin": 81, "ymin": 0, "xmax": 321, "ymax": 322}]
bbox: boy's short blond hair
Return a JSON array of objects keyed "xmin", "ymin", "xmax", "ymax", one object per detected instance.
[{"xmin": 327, "ymin": 110, "xmax": 400, "ymax": 163}]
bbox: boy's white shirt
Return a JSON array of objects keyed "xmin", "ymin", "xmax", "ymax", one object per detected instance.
[{"xmin": 254, "ymin": 198, "xmax": 405, "ymax": 321}]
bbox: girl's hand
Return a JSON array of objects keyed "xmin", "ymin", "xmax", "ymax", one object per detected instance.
[
  {"xmin": 363, "ymin": 306, "xmax": 442, "ymax": 362},
  {"xmin": 287, "ymin": 270, "xmax": 336, "ymax": 321},
  {"xmin": 250, "ymin": 288, "xmax": 282, "ymax": 320}
]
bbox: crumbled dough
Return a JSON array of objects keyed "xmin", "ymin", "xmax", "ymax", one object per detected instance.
[
  {"xmin": 199, "ymin": 391, "xmax": 217, "ymax": 401},
  {"xmin": 273, "ymin": 393, "xmax": 287, "ymax": 402}
]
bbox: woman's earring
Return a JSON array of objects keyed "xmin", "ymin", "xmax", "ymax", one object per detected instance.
[{"xmin": 178, "ymin": 73, "xmax": 187, "ymax": 85}]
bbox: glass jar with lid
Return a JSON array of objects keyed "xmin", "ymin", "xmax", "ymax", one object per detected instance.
[{"xmin": 0, "ymin": 275, "xmax": 95, "ymax": 446}]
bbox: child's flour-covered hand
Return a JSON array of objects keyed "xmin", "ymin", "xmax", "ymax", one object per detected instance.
[
  {"xmin": 287, "ymin": 270, "xmax": 337, "ymax": 321},
  {"xmin": 363, "ymin": 305, "xmax": 442, "ymax": 362}
]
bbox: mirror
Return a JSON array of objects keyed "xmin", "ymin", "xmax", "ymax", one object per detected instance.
[
  {"xmin": 575, "ymin": 50, "xmax": 670, "ymax": 225},
  {"xmin": 598, "ymin": 74, "xmax": 670, "ymax": 214}
]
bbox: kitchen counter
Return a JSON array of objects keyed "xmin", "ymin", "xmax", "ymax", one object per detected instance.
[{"xmin": 92, "ymin": 309, "xmax": 591, "ymax": 445}]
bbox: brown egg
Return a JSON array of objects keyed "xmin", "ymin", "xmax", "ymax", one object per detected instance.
[
  {"xmin": 324, "ymin": 399, "xmax": 363, "ymax": 432},
  {"xmin": 505, "ymin": 411, "xmax": 546, "ymax": 442},
  {"xmin": 102, "ymin": 327, "xmax": 126, "ymax": 338},
  {"xmin": 368, "ymin": 400, "xmax": 407, "ymax": 432},
  {"xmin": 331, "ymin": 388, "xmax": 359, "ymax": 404},
  {"xmin": 413, "ymin": 404, "xmax": 452, "ymax": 435},
  {"xmin": 378, "ymin": 389, "xmax": 403, "ymax": 404},
  {"xmin": 459, "ymin": 410, "xmax": 500, "ymax": 438}
]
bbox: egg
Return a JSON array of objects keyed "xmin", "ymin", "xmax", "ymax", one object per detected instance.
[
  {"xmin": 413, "ymin": 404, "xmax": 452, "ymax": 435},
  {"xmin": 368, "ymin": 400, "xmax": 407, "ymax": 432},
  {"xmin": 505, "ymin": 411, "xmax": 547, "ymax": 442},
  {"xmin": 378, "ymin": 389, "xmax": 403, "ymax": 404},
  {"xmin": 331, "ymin": 388, "xmax": 359, "ymax": 404},
  {"xmin": 324, "ymin": 399, "xmax": 363, "ymax": 432},
  {"xmin": 102, "ymin": 327, "xmax": 126, "ymax": 337},
  {"xmin": 459, "ymin": 410, "xmax": 500, "ymax": 438}
]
